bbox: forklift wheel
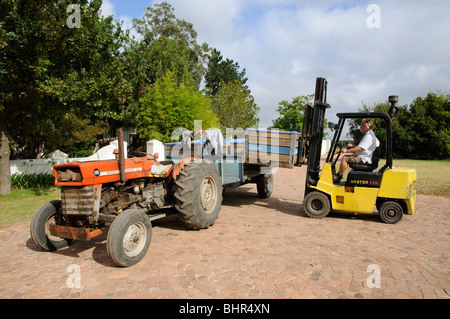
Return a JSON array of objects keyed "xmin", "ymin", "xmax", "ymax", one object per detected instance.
[
  {"xmin": 303, "ymin": 191, "xmax": 331, "ymax": 219},
  {"xmin": 379, "ymin": 201, "xmax": 403, "ymax": 224}
]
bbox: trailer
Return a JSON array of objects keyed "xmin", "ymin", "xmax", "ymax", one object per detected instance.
[{"xmin": 164, "ymin": 128, "xmax": 301, "ymax": 194}]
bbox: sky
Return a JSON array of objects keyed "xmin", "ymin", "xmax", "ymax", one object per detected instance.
[{"xmin": 100, "ymin": 0, "xmax": 450, "ymax": 133}]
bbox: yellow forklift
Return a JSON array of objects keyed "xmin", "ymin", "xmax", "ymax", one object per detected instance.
[{"xmin": 297, "ymin": 78, "xmax": 416, "ymax": 224}]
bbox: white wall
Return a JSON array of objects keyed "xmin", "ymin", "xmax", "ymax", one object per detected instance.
[
  {"xmin": 321, "ymin": 139, "xmax": 332, "ymax": 155},
  {"xmin": 10, "ymin": 139, "xmax": 332, "ymax": 176},
  {"xmin": 9, "ymin": 140, "xmax": 126, "ymax": 176}
]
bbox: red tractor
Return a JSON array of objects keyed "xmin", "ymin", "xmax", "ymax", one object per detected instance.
[{"xmin": 30, "ymin": 129, "xmax": 224, "ymax": 267}]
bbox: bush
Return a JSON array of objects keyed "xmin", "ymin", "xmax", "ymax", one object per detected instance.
[{"xmin": 11, "ymin": 173, "xmax": 55, "ymax": 189}]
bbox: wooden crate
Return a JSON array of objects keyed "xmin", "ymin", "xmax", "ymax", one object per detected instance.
[
  {"xmin": 164, "ymin": 129, "xmax": 301, "ymax": 169},
  {"xmin": 246, "ymin": 129, "xmax": 300, "ymax": 168}
]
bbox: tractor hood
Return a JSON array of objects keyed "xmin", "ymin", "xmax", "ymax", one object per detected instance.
[{"xmin": 53, "ymin": 157, "xmax": 157, "ymax": 186}]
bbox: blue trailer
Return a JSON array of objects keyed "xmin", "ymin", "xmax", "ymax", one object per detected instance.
[{"xmin": 164, "ymin": 128, "xmax": 300, "ymax": 196}]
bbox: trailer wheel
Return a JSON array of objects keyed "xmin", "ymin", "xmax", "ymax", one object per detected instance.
[
  {"xmin": 175, "ymin": 161, "xmax": 223, "ymax": 229},
  {"xmin": 256, "ymin": 173, "xmax": 274, "ymax": 198},
  {"xmin": 303, "ymin": 191, "xmax": 330, "ymax": 219},
  {"xmin": 106, "ymin": 209, "xmax": 152, "ymax": 267},
  {"xmin": 379, "ymin": 201, "xmax": 403, "ymax": 224},
  {"xmin": 30, "ymin": 200, "xmax": 72, "ymax": 251}
]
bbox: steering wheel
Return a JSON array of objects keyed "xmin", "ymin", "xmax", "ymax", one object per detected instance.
[{"xmin": 130, "ymin": 151, "xmax": 158, "ymax": 160}]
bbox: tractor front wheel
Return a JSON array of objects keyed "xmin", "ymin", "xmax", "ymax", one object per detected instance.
[
  {"xmin": 106, "ymin": 209, "xmax": 152, "ymax": 267},
  {"xmin": 30, "ymin": 200, "xmax": 72, "ymax": 251}
]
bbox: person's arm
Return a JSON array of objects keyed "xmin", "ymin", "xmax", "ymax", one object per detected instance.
[{"xmin": 342, "ymin": 145, "xmax": 363, "ymax": 154}]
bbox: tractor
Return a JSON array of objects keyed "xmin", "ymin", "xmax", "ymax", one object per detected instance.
[{"xmin": 30, "ymin": 128, "xmax": 229, "ymax": 267}]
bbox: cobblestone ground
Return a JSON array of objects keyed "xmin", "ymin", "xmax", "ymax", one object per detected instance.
[{"xmin": 0, "ymin": 165, "xmax": 449, "ymax": 299}]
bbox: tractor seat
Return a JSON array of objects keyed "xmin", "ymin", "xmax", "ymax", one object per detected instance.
[
  {"xmin": 149, "ymin": 161, "xmax": 174, "ymax": 177},
  {"xmin": 349, "ymin": 147, "xmax": 380, "ymax": 172}
]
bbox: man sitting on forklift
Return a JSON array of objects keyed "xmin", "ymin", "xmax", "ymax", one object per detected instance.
[{"xmin": 333, "ymin": 119, "xmax": 380, "ymax": 183}]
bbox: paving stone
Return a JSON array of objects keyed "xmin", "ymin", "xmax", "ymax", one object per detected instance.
[{"xmin": 0, "ymin": 162, "xmax": 449, "ymax": 299}]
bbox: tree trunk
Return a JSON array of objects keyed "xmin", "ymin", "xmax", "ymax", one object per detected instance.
[{"xmin": 0, "ymin": 118, "xmax": 11, "ymax": 195}]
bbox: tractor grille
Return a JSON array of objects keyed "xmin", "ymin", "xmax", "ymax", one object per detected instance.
[{"xmin": 61, "ymin": 186, "xmax": 94, "ymax": 216}]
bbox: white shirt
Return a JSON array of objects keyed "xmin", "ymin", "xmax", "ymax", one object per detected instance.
[{"xmin": 356, "ymin": 130, "xmax": 380, "ymax": 164}]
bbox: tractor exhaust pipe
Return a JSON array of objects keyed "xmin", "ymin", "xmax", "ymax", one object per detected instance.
[{"xmin": 117, "ymin": 128, "xmax": 126, "ymax": 182}]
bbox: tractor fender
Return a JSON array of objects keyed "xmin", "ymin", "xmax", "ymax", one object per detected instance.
[{"xmin": 172, "ymin": 155, "xmax": 198, "ymax": 180}]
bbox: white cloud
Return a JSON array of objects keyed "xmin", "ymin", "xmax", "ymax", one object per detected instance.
[
  {"xmin": 100, "ymin": 0, "xmax": 115, "ymax": 17},
  {"xmin": 108, "ymin": 0, "xmax": 450, "ymax": 127},
  {"xmin": 226, "ymin": 0, "xmax": 450, "ymax": 126},
  {"xmin": 168, "ymin": 0, "xmax": 243, "ymax": 44}
]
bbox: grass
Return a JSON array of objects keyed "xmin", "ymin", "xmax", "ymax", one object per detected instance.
[
  {"xmin": 0, "ymin": 159, "xmax": 448, "ymax": 226},
  {"xmin": 390, "ymin": 159, "xmax": 450, "ymax": 197},
  {"xmin": 0, "ymin": 187, "xmax": 60, "ymax": 226},
  {"xmin": 341, "ymin": 158, "xmax": 450, "ymax": 197}
]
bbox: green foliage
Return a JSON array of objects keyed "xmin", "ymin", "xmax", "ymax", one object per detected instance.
[
  {"xmin": 406, "ymin": 93, "xmax": 449, "ymax": 159},
  {"xmin": 211, "ymin": 80, "xmax": 260, "ymax": 130},
  {"xmin": 1, "ymin": 0, "xmax": 258, "ymax": 161},
  {"xmin": 130, "ymin": 1, "xmax": 209, "ymax": 90},
  {"xmin": 204, "ymin": 49, "xmax": 257, "ymax": 131},
  {"xmin": 349, "ymin": 92, "xmax": 449, "ymax": 160},
  {"xmin": 137, "ymin": 71, "xmax": 220, "ymax": 142},
  {"xmin": 1, "ymin": 0, "xmax": 132, "ymax": 158},
  {"xmin": 11, "ymin": 173, "xmax": 54, "ymax": 189},
  {"xmin": 204, "ymin": 49, "xmax": 248, "ymax": 96},
  {"xmin": 271, "ymin": 95, "xmax": 314, "ymax": 132}
]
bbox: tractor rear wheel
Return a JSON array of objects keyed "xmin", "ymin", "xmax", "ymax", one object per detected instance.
[
  {"xmin": 303, "ymin": 191, "xmax": 331, "ymax": 219},
  {"xmin": 175, "ymin": 161, "xmax": 223, "ymax": 229},
  {"xmin": 30, "ymin": 200, "xmax": 72, "ymax": 251},
  {"xmin": 106, "ymin": 209, "xmax": 152, "ymax": 267}
]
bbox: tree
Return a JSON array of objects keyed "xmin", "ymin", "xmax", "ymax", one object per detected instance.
[
  {"xmin": 136, "ymin": 71, "xmax": 220, "ymax": 142},
  {"xmin": 402, "ymin": 92, "xmax": 449, "ymax": 159},
  {"xmin": 130, "ymin": 2, "xmax": 209, "ymax": 91},
  {"xmin": 211, "ymin": 80, "xmax": 259, "ymax": 131},
  {"xmin": 204, "ymin": 49, "xmax": 248, "ymax": 96},
  {"xmin": 271, "ymin": 95, "xmax": 314, "ymax": 132},
  {"xmin": 0, "ymin": 0, "xmax": 131, "ymax": 194}
]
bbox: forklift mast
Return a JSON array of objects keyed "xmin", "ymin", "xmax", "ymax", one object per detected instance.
[{"xmin": 297, "ymin": 77, "xmax": 330, "ymax": 194}]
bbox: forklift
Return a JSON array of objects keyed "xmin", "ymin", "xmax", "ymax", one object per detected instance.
[{"xmin": 297, "ymin": 78, "xmax": 416, "ymax": 224}]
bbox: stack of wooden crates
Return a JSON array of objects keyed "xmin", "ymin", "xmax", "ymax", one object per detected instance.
[{"xmin": 164, "ymin": 128, "xmax": 300, "ymax": 169}]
